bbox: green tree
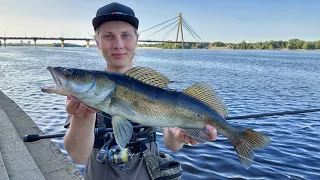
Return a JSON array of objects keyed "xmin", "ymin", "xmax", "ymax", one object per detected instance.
[
  {"xmin": 315, "ymin": 41, "xmax": 320, "ymax": 49},
  {"xmin": 213, "ymin": 42, "xmax": 225, "ymax": 47},
  {"xmin": 260, "ymin": 44, "xmax": 267, "ymax": 49},
  {"xmin": 302, "ymin": 42, "xmax": 316, "ymax": 49},
  {"xmin": 281, "ymin": 41, "xmax": 287, "ymax": 48},
  {"xmin": 268, "ymin": 44, "xmax": 274, "ymax": 50},
  {"xmin": 288, "ymin": 39, "xmax": 299, "ymax": 50}
]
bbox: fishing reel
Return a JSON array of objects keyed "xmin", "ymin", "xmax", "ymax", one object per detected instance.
[{"xmin": 96, "ymin": 133, "xmax": 133, "ymax": 166}]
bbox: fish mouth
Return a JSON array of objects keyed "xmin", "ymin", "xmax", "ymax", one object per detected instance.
[
  {"xmin": 47, "ymin": 66, "xmax": 63, "ymax": 88},
  {"xmin": 41, "ymin": 66, "xmax": 68, "ymax": 96}
]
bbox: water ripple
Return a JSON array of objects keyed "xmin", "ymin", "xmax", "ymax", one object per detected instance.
[{"xmin": 0, "ymin": 47, "xmax": 319, "ymax": 179}]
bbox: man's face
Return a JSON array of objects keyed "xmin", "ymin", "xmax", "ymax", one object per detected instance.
[{"xmin": 96, "ymin": 21, "xmax": 138, "ymax": 73}]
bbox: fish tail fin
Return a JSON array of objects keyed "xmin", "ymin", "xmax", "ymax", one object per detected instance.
[{"xmin": 232, "ymin": 129, "xmax": 271, "ymax": 169}]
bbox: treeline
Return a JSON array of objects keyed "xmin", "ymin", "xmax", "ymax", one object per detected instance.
[
  {"xmin": 229, "ymin": 39, "xmax": 320, "ymax": 50},
  {"xmin": 138, "ymin": 39, "xmax": 320, "ymax": 50},
  {"xmin": 48, "ymin": 43, "xmax": 84, "ymax": 47}
]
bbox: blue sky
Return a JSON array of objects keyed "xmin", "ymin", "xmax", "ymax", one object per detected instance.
[{"xmin": 0, "ymin": 0, "xmax": 319, "ymax": 43}]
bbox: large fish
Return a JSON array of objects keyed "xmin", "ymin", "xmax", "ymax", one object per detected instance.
[{"xmin": 42, "ymin": 66, "xmax": 270, "ymax": 168}]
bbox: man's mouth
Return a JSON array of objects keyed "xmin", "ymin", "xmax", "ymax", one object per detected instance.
[{"xmin": 111, "ymin": 53, "xmax": 127, "ymax": 58}]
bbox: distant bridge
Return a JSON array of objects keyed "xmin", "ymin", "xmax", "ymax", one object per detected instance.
[
  {"xmin": 0, "ymin": 37, "xmax": 92, "ymax": 48},
  {"xmin": 0, "ymin": 13, "xmax": 208, "ymax": 48}
]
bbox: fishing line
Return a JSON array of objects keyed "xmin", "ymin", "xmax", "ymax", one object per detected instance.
[{"xmin": 226, "ymin": 109, "xmax": 320, "ymax": 120}]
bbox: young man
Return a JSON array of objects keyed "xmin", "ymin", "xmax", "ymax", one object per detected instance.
[{"xmin": 64, "ymin": 2, "xmax": 217, "ymax": 180}]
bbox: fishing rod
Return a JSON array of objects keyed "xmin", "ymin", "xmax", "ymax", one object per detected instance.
[
  {"xmin": 24, "ymin": 108, "xmax": 320, "ymax": 142},
  {"xmin": 225, "ymin": 108, "xmax": 320, "ymax": 120},
  {"xmin": 24, "ymin": 125, "xmax": 147, "ymax": 142}
]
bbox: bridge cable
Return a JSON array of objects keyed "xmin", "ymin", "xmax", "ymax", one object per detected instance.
[
  {"xmin": 160, "ymin": 23, "xmax": 179, "ymax": 41},
  {"xmin": 182, "ymin": 19, "xmax": 204, "ymax": 42},
  {"xmin": 182, "ymin": 18, "xmax": 204, "ymax": 42},
  {"xmin": 182, "ymin": 23, "xmax": 200, "ymax": 42},
  {"xmin": 143, "ymin": 20, "xmax": 179, "ymax": 40},
  {"xmin": 182, "ymin": 18, "xmax": 206, "ymax": 48},
  {"xmin": 139, "ymin": 16, "xmax": 178, "ymax": 34},
  {"xmin": 143, "ymin": 20, "xmax": 178, "ymax": 40}
]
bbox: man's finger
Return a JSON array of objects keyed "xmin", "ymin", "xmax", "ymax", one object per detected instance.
[
  {"xmin": 184, "ymin": 136, "xmax": 190, "ymax": 144},
  {"xmin": 205, "ymin": 125, "xmax": 217, "ymax": 141},
  {"xmin": 75, "ymin": 103, "xmax": 88, "ymax": 117},
  {"xmin": 190, "ymin": 138, "xmax": 197, "ymax": 145},
  {"xmin": 66, "ymin": 98, "xmax": 80, "ymax": 113},
  {"xmin": 79, "ymin": 103, "xmax": 89, "ymax": 112},
  {"xmin": 86, "ymin": 107, "xmax": 95, "ymax": 114}
]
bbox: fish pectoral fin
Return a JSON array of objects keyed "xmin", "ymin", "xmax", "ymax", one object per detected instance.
[
  {"xmin": 111, "ymin": 97, "xmax": 135, "ymax": 116},
  {"xmin": 84, "ymin": 85, "xmax": 115, "ymax": 105},
  {"xmin": 182, "ymin": 83, "xmax": 228, "ymax": 117},
  {"xmin": 180, "ymin": 128, "xmax": 213, "ymax": 143},
  {"xmin": 112, "ymin": 115, "xmax": 133, "ymax": 149},
  {"xmin": 123, "ymin": 66, "xmax": 172, "ymax": 88}
]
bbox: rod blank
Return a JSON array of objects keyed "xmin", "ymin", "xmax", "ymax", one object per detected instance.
[
  {"xmin": 226, "ymin": 108, "xmax": 320, "ymax": 120},
  {"xmin": 24, "ymin": 108, "xmax": 320, "ymax": 142}
]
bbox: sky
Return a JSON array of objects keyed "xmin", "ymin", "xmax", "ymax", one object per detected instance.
[{"xmin": 0, "ymin": 0, "xmax": 319, "ymax": 43}]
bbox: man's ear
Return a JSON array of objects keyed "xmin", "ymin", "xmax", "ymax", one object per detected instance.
[
  {"xmin": 135, "ymin": 35, "xmax": 139, "ymax": 45},
  {"xmin": 95, "ymin": 39, "xmax": 101, "ymax": 50}
]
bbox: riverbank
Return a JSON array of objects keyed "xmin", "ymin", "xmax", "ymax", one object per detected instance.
[
  {"xmin": 0, "ymin": 90, "xmax": 83, "ymax": 180},
  {"xmin": 137, "ymin": 46, "xmax": 162, "ymax": 49}
]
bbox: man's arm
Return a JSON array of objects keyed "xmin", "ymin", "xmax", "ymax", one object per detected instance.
[
  {"xmin": 162, "ymin": 125, "xmax": 217, "ymax": 151},
  {"xmin": 63, "ymin": 97, "xmax": 97, "ymax": 164}
]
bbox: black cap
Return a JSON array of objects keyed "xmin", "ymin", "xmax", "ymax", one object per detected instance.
[{"xmin": 92, "ymin": 2, "xmax": 139, "ymax": 31}]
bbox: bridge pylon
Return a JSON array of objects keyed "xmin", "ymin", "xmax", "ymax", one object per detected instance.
[
  {"xmin": 61, "ymin": 40, "xmax": 65, "ymax": 48},
  {"xmin": 86, "ymin": 40, "xmax": 90, "ymax": 48},
  {"xmin": 174, "ymin": 13, "xmax": 184, "ymax": 49},
  {"xmin": 33, "ymin": 39, "xmax": 37, "ymax": 48}
]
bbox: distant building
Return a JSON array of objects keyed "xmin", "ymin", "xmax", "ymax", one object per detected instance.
[
  {"xmin": 20, "ymin": 40, "xmax": 23, "ymax": 45},
  {"xmin": 28, "ymin": 41, "xmax": 31, "ymax": 46}
]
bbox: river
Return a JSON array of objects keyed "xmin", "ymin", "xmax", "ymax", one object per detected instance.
[{"xmin": 0, "ymin": 47, "xmax": 319, "ymax": 179}]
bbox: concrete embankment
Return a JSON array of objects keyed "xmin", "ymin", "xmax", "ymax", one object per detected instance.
[{"xmin": 0, "ymin": 90, "xmax": 83, "ymax": 180}]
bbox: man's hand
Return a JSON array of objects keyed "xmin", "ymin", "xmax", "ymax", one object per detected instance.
[
  {"xmin": 66, "ymin": 96, "xmax": 98, "ymax": 118},
  {"xmin": 169, "ymin": 125, "xmax": 217, "ymax": 145},
  {"xmin": 163, "ymin": 125, "xmax": 217, "ymax": 151}
]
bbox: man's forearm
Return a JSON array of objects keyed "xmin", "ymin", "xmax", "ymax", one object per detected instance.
[{"xmin": 64, "ymin": 113, "xmax": 96, "ymax": 164}]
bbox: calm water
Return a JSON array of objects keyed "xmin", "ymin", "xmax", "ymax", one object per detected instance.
[{"xmin": 0, "ymin": 47, "xmax": 319, "ymax": 179}]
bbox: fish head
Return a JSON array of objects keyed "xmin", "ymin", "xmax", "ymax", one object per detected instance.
[{"xmin": 42, "ymin": 66, "xmax": 115, "ymax": 105}]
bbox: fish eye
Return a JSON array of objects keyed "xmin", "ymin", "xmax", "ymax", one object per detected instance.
[{"xmin": 63, "ymin": 69, "xmax": 73, "ymax": 76}]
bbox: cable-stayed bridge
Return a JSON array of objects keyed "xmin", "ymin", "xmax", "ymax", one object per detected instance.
[{"xmin": 0, "ymin": 13, "xmax": 209, "ymax": 48}]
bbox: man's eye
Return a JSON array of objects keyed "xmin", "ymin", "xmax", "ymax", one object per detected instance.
[
  {"xmin": 103, "ymin": 35, "xmax": 113, "ymax": 39},
  {"xmin": 122, "ymin": 34, "xmax": 131, "ymax": 39}
]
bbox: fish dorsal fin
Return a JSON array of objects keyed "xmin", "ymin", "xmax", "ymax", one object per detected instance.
[
  {"xmin": 124, "ymin": 66, "xmax": 171, "ymax": 88},
  {"xmin": 182, "ymin": 83, "xmax": 228, "ymax": 117}
]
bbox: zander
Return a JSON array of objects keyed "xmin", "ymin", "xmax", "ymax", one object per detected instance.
[{"xmin": 42, "ymin": 66, "xmax": 271, "ymax": 168}]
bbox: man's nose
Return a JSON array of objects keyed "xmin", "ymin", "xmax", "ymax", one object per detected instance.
[{"xmin": 113, "ymin": 36, "xmax": 124, "ymax": 49}]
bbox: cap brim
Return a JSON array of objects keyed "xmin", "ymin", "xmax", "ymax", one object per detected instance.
[{"xmin": 92, "ymin": 14, "xmax": 139, "ymax": 30}]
